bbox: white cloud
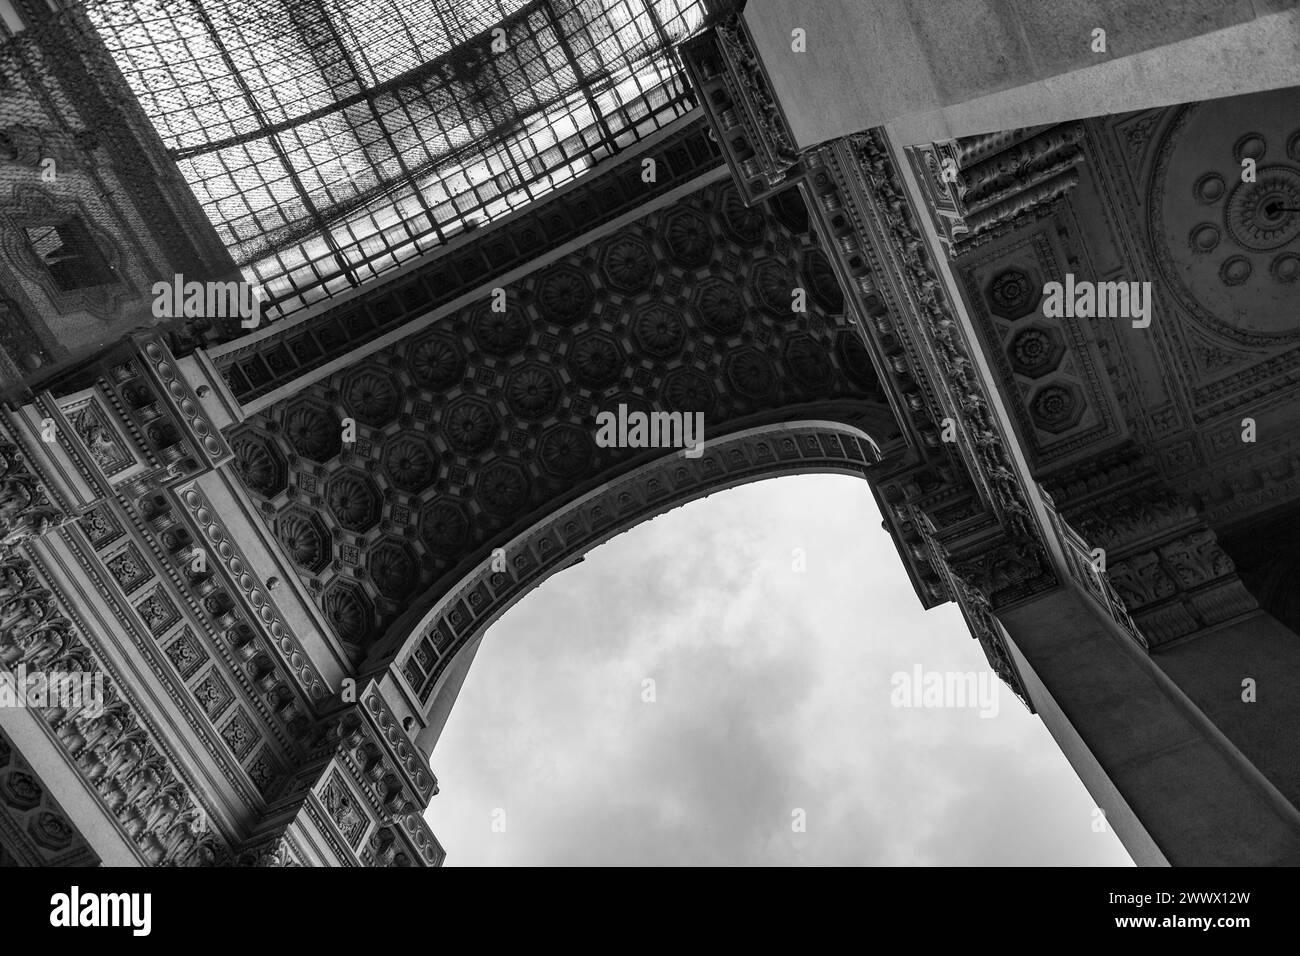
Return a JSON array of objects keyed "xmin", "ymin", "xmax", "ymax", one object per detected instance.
[{"xmin": 424, "ymin": 474, "xmax": 1133, "ymax": 867}]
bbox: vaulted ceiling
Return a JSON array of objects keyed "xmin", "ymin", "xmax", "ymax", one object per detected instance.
[{"xmin": 228, "ymin": 180, "xmax": 898, "ymax": 658}]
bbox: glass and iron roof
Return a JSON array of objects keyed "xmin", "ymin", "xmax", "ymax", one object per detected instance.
[{"xmin": 86, "ymin": 0, "xmax": 710, "ymax": 320}]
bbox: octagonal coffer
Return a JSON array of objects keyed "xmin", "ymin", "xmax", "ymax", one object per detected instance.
[
  {"xmin": 783, "ymin": 333, "xmax": 834, "ymax": 390},
  {"xmin": 504, "ymin": 362, "xmax": 561, "ymax": 420},
  {"xmin": 283, "ymin": 398, "xmax": 341, "ymax": 462},
  {"xmin": 535, "ymin": 264, "xmax": 594, "ymax": 327},
  {"xmin": 420, "ymin": 498, "xmax": 471, "ymax": 557},
  {"xmin": 470, "ymin": 302, "xmax": 530, "ymax": 357},
  {"xmin": 326, "ymin": 468, "xmax": 382, "ymax": 533},
  {"xmin": 632, "ymin": 303, "xmax": 686, "ymax": 359},
  {"xmin": 341, "ymin": 365, "xmax": 402, "ymax": 428},
  {"xmin": 368, "ymin": 537, "xmax": 419, "ymax": 601},
  {"xmin": 322, "ymin": 577, "xmax": 375, "ymax": 647},
  {"xmin": 725, "ymin": 347, "xmax": 778, "ymax": 401},
  {"xmin": 568, "ymin": 330, "xmax": 625, "ymax": 390},
  {"xmin": 276, "ymin": 507, "xmax": 331, "ymax": 573},
  {"xmin": 750, "ymin": 258, "xmax": 798, "ymax": 315},
  {"xmin": 660, "ymin": 205, "xmax": 714, "ymax": 269},
  {"xmin": 442, "ymin": 396, "xmax": 499, "ymax": 454},
  {"xmin": 985, "ymin": 266, "xmax": 1043, "ymax": 320},
  {"xmin": 599, "ymin": 233, "xmax": 656, "ymax": 294},
  {"xmin": 408, "ymin": 330, "xmax": 466, "ymax": 389},
  {"xmin": 231, "ymin": 431, "xmax": 287, "ymax": 498},
  {"xmin": 383, "ymin": 435, "xmax": 438, "ymax": 494},
  {"xmin": 538, "ymin": 423, "xmax": 594, "ymax": 479},
  {"xmin": 475, "ymin": 458, "xmax": 531, "ymax": 516},
  {"xmin": 694, "ymin": 276, "xmax": 746, "ymax": 337},
  {"xmin": 1008, "ymin": 324, "xmax": 1066, "ymax": 378},
  {"xmin": 1030, "ymin": 382, "xmax": 1085, "ymax": 433}
]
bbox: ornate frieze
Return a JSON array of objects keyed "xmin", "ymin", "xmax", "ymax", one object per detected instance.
[
  {"xmin": 177, "ymin": 485, "xmax": 329, "ymax": 705},
  {"xmin": 806, "ymin": 130, "xmax": 1059, "ymax": 601},
  {"xmin": 0, "ymin": 549, "xmax": 226, "ymax": 865},
  {"xmin": 1107, "ymin": 530, "xmax": 1258, "ymax": 648},
  {"xmin": 679, "ymin": 15, "xmax": 800, "ymax": 204},
  {"xmin": 946, "ymin": 573, "xmax": 1034, "ymax": 712},
  {"xmin": 0, "ymin": 443, "xmax": 72, "ymax": 547}
]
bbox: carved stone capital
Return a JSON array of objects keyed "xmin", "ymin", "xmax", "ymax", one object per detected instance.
[
  {"xmin": 949, "ymin": 536, "xmax": 1055, "ymax": 609},
  {"xmin": 1108, "ymin": 530, "xmax": 1258, "ymax": 649},
  {"xmin": 945, "ymin": 567, "xmax": 1033, "ymax": 710},
  {"xmin": 1044, "ymin": 457, "xmax": 1255, "ymax": 649}
]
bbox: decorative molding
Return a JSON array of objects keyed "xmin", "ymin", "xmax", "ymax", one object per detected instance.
[
  {"xmin": 0, "ymin": 546, "xmax": 227, "ymax": 864},
  {"xmin": 177, "ymin": 486, "xmax": 329, "ymax": 703},
  {"xmin": 909, "ymin": 124, "xmax": 1085, "ymax": 258}
]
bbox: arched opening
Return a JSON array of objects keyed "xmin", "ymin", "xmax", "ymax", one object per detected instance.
[
  {"xmin": 419, "ymin": 472, "xmax": 1133, "ymax": 865},
  {"xmin": 381, "ymin": 420, "xmax": 890, "ymax": 754}
]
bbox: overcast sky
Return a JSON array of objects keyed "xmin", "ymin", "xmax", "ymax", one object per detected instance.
[{"xmin": 423, "ymin": 473, "xmax": 1133, "ymax": 866}]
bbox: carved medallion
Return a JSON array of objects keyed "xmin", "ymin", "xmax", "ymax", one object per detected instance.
[
  {"xmin": 326, "ymin": 470, "xmax": 382, "ymax": 532},
  {"xmin": 632, "ymin": 305, "xmax": 686, "ymax": 359},
  {"xmin": 408, "ymin": 332, "xmax": 466, "ymax": 389},
  {"xmin": 442, "ymin": 397, "xmax": 498, "ymax": 454},
  {"xmin": 535, "ymin": 264, "xmax": 594, "ymax": 325},
  {"xmin": 419, "ymin": 499, "xmax": 471, "ymax": 557},
  {"xmin": 476, "ymin": 459, "xmax": 530, "ymax": 516},
  {"xmin": 341, "ymin": 367, "xmax": 401, "ymax": 428},
  {"xmin": 568, "ymin": 331, "xmax": 623, "ymax": 389},
  {"xmin": 504, "ymin": 364, "xmax": 561, "ymax": 420},
  {"xmin": 471, "ymin": 305, "xmax": 530, "ymax": 356},
  {"xmin": 383, "ymin": 436, "xmax": 437, "ymax": 493}
]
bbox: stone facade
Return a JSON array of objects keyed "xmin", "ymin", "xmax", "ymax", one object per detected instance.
[{"xmin": 1, "ymin": 4, "xmax": 1299, "ymax": 866}]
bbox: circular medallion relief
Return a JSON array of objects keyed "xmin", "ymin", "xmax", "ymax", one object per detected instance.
[
  {"xmin": 985, "ymin": 268, "xmax": 1040, "ymax": 320},
  {"xmin": 1271, "ymin": 253, "xmax": 1300, "ymax": 284},
  {"xmin": 1223, "ymin": 167, "xmax": 1300, "ymax": 252},
  {"xmin": 1150, "ymin": 89, "xmax": 1300, "ymax": 345},
  {"xmin": 1193, "ymin": 172, "xmax": 1225, "ymax": 204},
  {"xmin": 1189, "ymin": 223, "xmax": 1221, "ymax": 254}
]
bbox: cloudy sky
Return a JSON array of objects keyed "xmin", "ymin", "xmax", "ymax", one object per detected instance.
[{"xmin": 423, "ymin": 473, "xmax": 1133, "ymax": 866}]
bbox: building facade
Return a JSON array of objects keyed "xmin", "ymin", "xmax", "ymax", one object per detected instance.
[{"xmin": 1, "ymin": 0, "xmax": 1299, "ymax": 865}]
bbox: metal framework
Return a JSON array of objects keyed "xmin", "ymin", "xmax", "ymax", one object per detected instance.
[{"xmin": 85, "ymin": 0, "xmax": 711, "ymax": 319}]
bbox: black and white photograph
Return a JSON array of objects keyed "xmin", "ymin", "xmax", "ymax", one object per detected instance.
[{"xmin": 0, "ymin": 0, "xmax": 1296, "ymax": 933}]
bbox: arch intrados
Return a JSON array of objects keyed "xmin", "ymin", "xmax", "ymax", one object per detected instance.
[{"xmin": 375, "ymin": 418, "xmax": 895, "ymax": 755}]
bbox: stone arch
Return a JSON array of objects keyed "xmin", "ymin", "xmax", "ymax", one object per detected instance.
[
  {"xmin": 373, "ymin": 419, "xmax": 892, "ymax": 756},
  {"xmin": 233, "ymin": 178, "xmax": 898, "ymax": 652}
]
